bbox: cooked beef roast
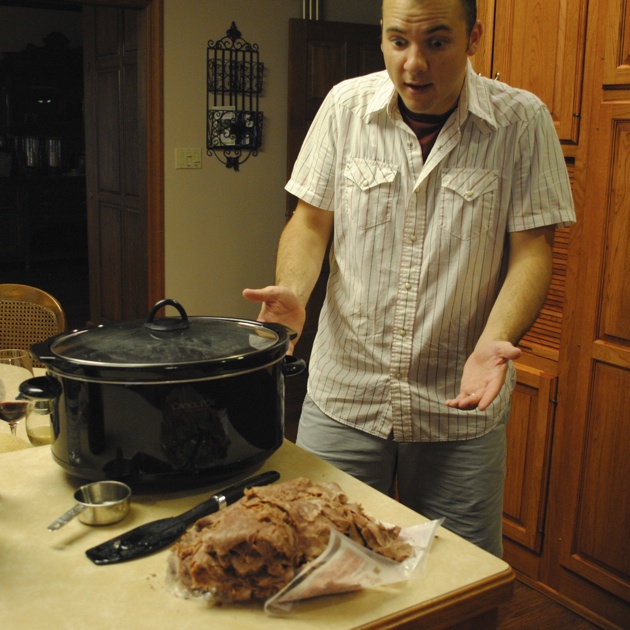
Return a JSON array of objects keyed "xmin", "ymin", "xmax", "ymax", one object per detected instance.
[{"xmin": 169, "ymin": 477, "xmax": 412, "ymax": 602}]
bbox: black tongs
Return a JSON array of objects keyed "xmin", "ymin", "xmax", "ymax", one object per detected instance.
[{"xmin": 85, "ymin": 470, "xmax": 280, "ymax": 565}]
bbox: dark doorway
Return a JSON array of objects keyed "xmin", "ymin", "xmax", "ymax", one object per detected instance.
[
  {"xmin": 0, "ymin": 0, "xmax": 164, "ymax": 329},
  {"xmin": 0, "ymin": 1, "xmax": 89, "ymax": 329}
]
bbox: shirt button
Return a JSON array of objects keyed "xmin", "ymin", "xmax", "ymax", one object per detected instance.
[
  {"xmin": 396, "ymin": 372, "xmax": 403, "ymax": 380},
  {"xmin": 465, "ymin": 190, "xmax": 474, "ymax": 199},
  {"xmin": 410, "ymin": 235, "xmax": 417, "ymax": 242},
  {"xmin": 400, "ymin": 329, "xmax": 406, "ymax": 337},
  {"xmin": 363, "ymin": 180, "xmax": 370, "ymax": 188},
  {"xmin": 405, "ymin": 283, "xmax": 412, "ymax": 290}
]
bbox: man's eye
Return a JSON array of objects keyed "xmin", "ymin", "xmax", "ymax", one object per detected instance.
[
  {"xmin": 391, "ymin": 37, "xmax": 406, "ymax": 48},
  {"xmin": 429, "ymin": 39, "xmax": 447, "ymax": 49}
]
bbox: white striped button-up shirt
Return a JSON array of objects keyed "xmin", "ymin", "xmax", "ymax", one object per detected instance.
[{"xmin": 285, "ymin": 62, "xmax": 576, "ymax": 442}]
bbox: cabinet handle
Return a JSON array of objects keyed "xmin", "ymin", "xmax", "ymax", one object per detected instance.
[{"xmin": 494, "ymin": 72, "xmax": 501, "ymax": 81}]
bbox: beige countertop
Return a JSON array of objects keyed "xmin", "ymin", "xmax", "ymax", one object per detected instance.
[{"xmin": 1, "ymin": 441, "xmax": 513, "ymax": 629}]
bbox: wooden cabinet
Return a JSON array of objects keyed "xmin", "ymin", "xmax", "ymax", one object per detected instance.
[
  {"xmin": 503, "ymin": 363, "xmax": 557, "ymax": 556},
  {"xmin": 500, "ymin": 0, "xmax": 630, "ymax": 626},
  {"xmin": 473, "ymin": 0, "xmax": 589, "ymax": 153}
]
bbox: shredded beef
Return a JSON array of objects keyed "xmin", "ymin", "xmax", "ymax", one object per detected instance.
[{"xmin": 170, "ymin": 476, "xmax": 412, "ymax": 602}]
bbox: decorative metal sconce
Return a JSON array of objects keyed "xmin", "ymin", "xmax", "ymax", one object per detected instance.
[{"xmin": 207, "ymin": 22, "xmax": 264, "ymax": 171}]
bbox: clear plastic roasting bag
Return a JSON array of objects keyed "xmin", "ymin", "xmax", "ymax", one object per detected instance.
[{"xmin": 264, "ymin": 518, "xmax": 443, "ymax": 617}]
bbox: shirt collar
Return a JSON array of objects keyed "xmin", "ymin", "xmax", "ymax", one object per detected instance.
[
  {"xmin": 365, "ymin": 61, "xmax": 498, "ymax": 133},
  {"xmin": 365, "ymin": 71, "xmax": 397, "ymax": 119},
  {"xmin": 463, "ymin": 60, "xmax": 498, "ymax": 133}
]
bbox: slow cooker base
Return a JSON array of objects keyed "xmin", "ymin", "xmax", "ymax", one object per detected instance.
[{"xmin": 50, "ymin": 445, "xmax": 281, "ymax": 490}]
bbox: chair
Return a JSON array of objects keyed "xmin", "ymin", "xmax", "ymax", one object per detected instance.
[{"xmin": 0, "ymin": 284, "xmax": 67, "ymax": 367}]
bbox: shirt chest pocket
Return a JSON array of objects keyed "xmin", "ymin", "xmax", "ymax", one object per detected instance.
[
  {"xmin": 439, "ymin": 168, "xmax": 499, "ymax": 240},
  {"xmin": 344, "ymin": 158, "xmax": 399, "ymax": 229}
]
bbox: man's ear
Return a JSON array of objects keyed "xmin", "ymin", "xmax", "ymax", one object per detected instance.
[{"xmin": 467, "ymin": 20, "xmax": 483, "ymax": 56}]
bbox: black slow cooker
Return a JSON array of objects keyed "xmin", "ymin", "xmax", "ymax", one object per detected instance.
[{"xmin": 20, "ymin": 299, "xmax": 305, "ymax": 487}]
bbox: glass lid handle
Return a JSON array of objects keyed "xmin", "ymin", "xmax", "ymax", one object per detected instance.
[{"xmin": 144, "ymin": 299, "xmax": 190, "ymax": 332}]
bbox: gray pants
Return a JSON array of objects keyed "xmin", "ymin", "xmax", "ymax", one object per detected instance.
[{"xmin": 296, "ymin": 395, "xmax": 509, "ymax": 557}]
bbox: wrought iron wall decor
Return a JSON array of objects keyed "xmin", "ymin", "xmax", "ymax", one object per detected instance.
[{"xmin": 207, "ymin": 22, "xmax": 263, "ymax": 171}]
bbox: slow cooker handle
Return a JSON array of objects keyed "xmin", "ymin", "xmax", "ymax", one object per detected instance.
[
  {"xmin": 282, "ymin": 355, "xmax": 306, "ymax": 376},
  {"xmin": 144, "ymin": 298, "xmax": 190, "ymax": 332}
]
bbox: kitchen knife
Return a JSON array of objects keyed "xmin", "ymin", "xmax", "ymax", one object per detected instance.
[{"xmin": 85, "ymin": 470, "xmax": 280, "ymax": 565}]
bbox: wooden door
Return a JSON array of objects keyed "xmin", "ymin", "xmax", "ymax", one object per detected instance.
[
  {"xmin": 285, "ymin": 19, "xmax": 384, "ymax": 421},
  {"xmin": 546, "ymin": 98, "xmax": 630, "ymax": 626},
  {"xmin": 82, "ymin": 0, "xmax": 163, "ymax": 324},
  {"xmin": 485, "ymin": 0, "xmax": 588, "ymax": 152}
]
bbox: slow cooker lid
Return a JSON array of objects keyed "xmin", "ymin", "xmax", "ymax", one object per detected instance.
[{"xmin": 50, "ymin": 314, "xmax": 284, "ymax": 367}]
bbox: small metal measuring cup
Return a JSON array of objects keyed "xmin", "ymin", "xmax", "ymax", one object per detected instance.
[{"xmin": 48, "ymin": 481, "xmax": 131, "ymax": 531}]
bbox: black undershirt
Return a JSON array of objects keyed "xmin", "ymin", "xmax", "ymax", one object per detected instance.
[{"xmin": 398, "ymin": 96, "xmax": 456, "ymax": 160}]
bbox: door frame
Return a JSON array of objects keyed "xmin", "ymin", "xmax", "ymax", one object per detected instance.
[{"xmin": 139, "ymin": 0, "xmax": 165, "ymax": 308}]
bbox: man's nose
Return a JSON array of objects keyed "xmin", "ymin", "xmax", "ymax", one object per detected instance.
[{"xmin": 404, "ymin": 46, "xmax": 428, "ymax": 73}]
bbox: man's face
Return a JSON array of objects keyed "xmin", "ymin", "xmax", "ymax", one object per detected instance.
[{"xmin": 381, "ymin": 0, "xmax": 482, "ymax": 115}]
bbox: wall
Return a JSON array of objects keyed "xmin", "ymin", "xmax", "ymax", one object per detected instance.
[
  {"xmin": 320, "ymin": 0, "xmax": 382, "ymax": 23},
  {"xmin": 163, "ymin": 0, "xmax": 381, "ymax": 319}
]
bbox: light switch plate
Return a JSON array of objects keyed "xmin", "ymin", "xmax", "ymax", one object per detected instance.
[{"xmin": 175, "ymin": 148, "xmax": 202, "ymax": 169}]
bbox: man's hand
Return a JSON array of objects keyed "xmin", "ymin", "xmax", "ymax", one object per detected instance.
[
  {"xmin": 446, "ymin": 227, "xmax": 553, "ymax": 411},
  {"xmin": 242, "ymin": 286, "xmax": 306, "ymax": 353},
  {"xmin": 444, "ymin": 341, "xmax": 522, "ymax": 411}
]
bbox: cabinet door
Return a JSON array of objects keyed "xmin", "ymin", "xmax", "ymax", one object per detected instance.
[
  {"xmin": 489, "ymin": 0, "xmax": 588, "ymax": 149},
  {"xmin": 603, "ymin": 0, "xmax": 630, "ymax": 86},
  {"xmin": 84, "ymin": 5, "xmax": 149, "ymax": 323},
  {"xmin": 556, "ymin": 101, "xmax": 630, "ymax": 606},
  {"xmin": 503, "ymin": 363, "xmax": 557, "ymax": 555}
]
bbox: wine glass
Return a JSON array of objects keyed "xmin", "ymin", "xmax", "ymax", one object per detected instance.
[{"xmin": 0, "ymin": 349, "xmax": 34, "ymax": 438}]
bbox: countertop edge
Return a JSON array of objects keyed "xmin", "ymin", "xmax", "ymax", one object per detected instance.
[{"xmin": 356, "ymin": 566, "xmax": 515, "ymax": 630}]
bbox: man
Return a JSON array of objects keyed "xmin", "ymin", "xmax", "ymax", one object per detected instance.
[{"xmin": 244, "ymin": 0, "xmax": 575, "ymax": 556}]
